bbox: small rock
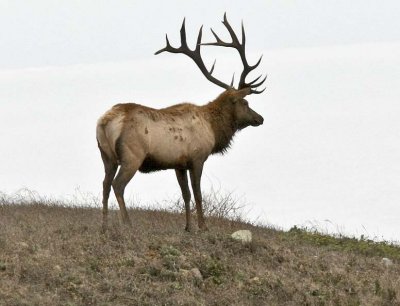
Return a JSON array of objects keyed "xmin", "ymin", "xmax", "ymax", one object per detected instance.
[
  {"xmin": 250, "ymin": 276, "xmax": 260, "ymax": 284},
  {"xmin": 54, "ymin": 265, "xmax": 62, "ymax": 272},
  {"xmin": 231, "ymin": 230, "xmax": 252, "ymax": 243},
  {"xmin": 381, "ymin": 257, "xmax": 393, "ymax": 267},
  {"xmin": 190, "ymin": 268, "xmax": 203, "ymax": 281}
]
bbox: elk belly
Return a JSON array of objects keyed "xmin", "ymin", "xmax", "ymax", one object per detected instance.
[{"xmin": 141, "ymin": 125, "xmax": 191, "ymax": 171}]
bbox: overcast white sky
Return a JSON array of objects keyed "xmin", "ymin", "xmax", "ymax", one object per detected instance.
[{"xmin": 1, "ymin": 1, "xmax": 400, "ymax": 241}]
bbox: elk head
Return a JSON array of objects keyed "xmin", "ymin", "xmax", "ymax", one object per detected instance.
[{"xmin": 218, "ymin": 87, "xmax": 264, "ymax": 130}]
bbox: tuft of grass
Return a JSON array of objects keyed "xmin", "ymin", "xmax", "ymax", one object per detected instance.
[
  {"xmin": 285, "ymin": 225, "xmax": 400, "ymax": 260},
  {"xmin": 167, "ymin": 186, "xmax": 248, "ymax": 223},
  {"xmin": 198, "ymin": 256, "xmax": 226, "ymax": 285}
]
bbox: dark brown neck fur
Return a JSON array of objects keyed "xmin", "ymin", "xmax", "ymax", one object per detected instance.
[{"xmin": 202, "ymin": 91, "xmax": 238, "ymax": 154}]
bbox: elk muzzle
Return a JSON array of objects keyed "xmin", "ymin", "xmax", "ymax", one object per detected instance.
[{"xmin": 250, "ymin": 109, "xmax": 264, "ymax": 126}]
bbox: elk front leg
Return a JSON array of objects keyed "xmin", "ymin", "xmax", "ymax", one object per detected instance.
[
  {"xmin": 189, "ymin": 162, "xmax": 208, "ymax": 231},
  {"xmin": 175, "ymin": 169, "xmax": 192, "ymax": 231}
]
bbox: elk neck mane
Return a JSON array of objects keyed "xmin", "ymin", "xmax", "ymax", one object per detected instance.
[{"xmin": 202, "ymin": 90, "xmax": 238, "ymax": 155}]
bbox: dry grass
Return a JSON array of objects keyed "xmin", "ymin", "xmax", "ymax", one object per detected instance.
[{"xmin": 1, "ymin": 194, "xmax": 400, "ymax": 305}]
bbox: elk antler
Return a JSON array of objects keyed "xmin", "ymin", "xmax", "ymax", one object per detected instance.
[
  {"xmin": 155, "ymin": 14, "xmax": 266, "ymax": 94},
  {"xmin": 202, "ymin": 13, "xmax": 266, "ymax": 94},
  {"xmin": 155, "ymin": 18, "xmax": 232, "ymax": 91}
]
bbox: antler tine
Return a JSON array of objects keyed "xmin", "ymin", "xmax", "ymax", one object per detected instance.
[
  {"xmin": 251, "ymin": 55, "xmax": 263, "ymax": 70},
  {"xmin": 210, "ymin": 28, "xmax": 226, "ymax": 45},
  {"xmin": 248, "ymin": 74, "xmax": 267, "ymax": 87},
  {"xmin": 209, "ymin": 59, "xmax": 216, "ymax": 74},
  {"xmin": 154, "ymin": 34, "xmax": 172, "ymax": 55},
  {"xmin": 180, "ymin": 18, "xmax": 188, "ymax": 49},
  {"xmin": 196, "ymin": 25, "xmax": 203, "ymax": 50},
  {"xmin": 247, "ymin": 75, "xmax": 262, "ymax": 86},
  {"xmin": 155, "ymin": 18, "xmax": 231, "ymax": 90},
  {"xmin": 250, "ymin": 87, "xmax": 266, "ymax": 95},
  {"xmin": 241, "ymin": 20, "xmax": 246, "ymax": 48}
]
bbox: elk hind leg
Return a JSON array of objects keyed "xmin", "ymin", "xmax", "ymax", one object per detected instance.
[
  {"xmin": 175, "ymin": 169, "xmax": 192, "ymax": 231},
  {"xmin": 99, "ymin": 147, "xmax": 118, "ymax": 230},
  {"xmin": 112, "ymin": 153, "xmax": 143, "ymax": 226}
]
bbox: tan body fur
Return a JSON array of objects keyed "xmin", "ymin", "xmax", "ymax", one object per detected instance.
[{"xmin": 97, "ymin": 103, "xmax": 215, "ymax": 173}]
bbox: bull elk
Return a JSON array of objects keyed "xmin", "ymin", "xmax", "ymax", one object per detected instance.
[{"xmin": 96, "ymin": 14, "xmax": 266, "ymax": 231}]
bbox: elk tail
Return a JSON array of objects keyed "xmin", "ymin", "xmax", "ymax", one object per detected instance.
[{"xmin": 96, "ymin": 119, "xmax": 119, "ymax": 163}]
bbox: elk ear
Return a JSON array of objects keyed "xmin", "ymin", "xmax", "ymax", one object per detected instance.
[{"xmin": 235, "ymin": 87, "xmax": 251, "ymax": 99}]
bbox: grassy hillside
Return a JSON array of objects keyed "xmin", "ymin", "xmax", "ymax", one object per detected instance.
[{"xmin": 0, "ymin": 198, "xmax": 399, "ymax": 305}]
